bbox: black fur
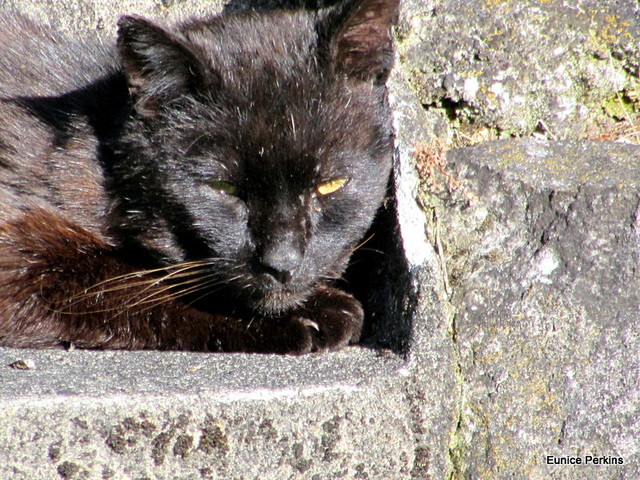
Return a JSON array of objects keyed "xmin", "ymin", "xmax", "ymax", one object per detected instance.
[{"xmin": 0, "ymin": 0, "xmax": 398, "ymax": 353}]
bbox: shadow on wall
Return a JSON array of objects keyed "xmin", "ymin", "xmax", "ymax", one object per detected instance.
[{"xmin": 344, "ymin": 172, "xmax": 415, "ymax": 355}]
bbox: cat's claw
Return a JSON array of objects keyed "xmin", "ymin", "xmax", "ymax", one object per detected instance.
[
  {"xmin": 286, "ymin": 287, "xmax": 364, "ymax": 354},
  {"xmin": 299, "ymin": 318, "xmax": 320, "ymax": 331}
]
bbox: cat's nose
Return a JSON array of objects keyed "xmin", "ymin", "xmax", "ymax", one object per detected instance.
[{"xmin": 259, "ymin": 241, "xmax": 303, "ymax": 284}]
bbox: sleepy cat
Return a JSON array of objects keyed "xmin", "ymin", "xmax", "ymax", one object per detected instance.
[{"xmin": 0, "ymin": 0, "xmax": 397, "ymax": 353}]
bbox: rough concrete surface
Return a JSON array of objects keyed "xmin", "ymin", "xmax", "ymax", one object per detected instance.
[
  {"xmin": 1, "ymin": 348, "xmax": 416, "ymax": 479},
  {"xmin": 398, "ymin": 0, "xmax": 640, "ymax": 140},
  {"xmin": 1, "ymin": 0, "xmax": 640, "ymax": 479},
  {"xmin": 423, "ymin": 139, "xmax": 640, "ymax": 479},
  {"xmin": 0, "ymin": 0, "xmax": 227, "ymax": 35}
]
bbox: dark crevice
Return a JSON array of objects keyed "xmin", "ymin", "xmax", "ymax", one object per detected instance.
[{"xmin": 343, "ymin": 169, "xmax": 414, "ymax": 355}]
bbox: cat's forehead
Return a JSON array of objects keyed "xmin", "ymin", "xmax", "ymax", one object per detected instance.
[
  {"xmin": 187, "ymin": 82, "xmax": 385, "ymax": 189},
  {"xmin": 172, "ymin": 9, "xmax": 390, "ymax": 186},
  {"xmin": 182, "ymin": 11, "xmax": 316, "ymax": 73},
  {"xmin": 211, "ymin": 138, "xmax": 344, "ymax": 185}
]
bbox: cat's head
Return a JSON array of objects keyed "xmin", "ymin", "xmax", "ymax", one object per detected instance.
[{"xmin": 113, "ymin": 0, "xmax": 398, "ymax": 315}]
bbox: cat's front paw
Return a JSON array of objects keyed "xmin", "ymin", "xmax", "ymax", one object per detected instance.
[{"xmin": 285, "ymin": 287, "xmax": 364, "ymax": 354}]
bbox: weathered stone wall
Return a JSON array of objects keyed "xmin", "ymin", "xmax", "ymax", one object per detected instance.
[
  {"xmin": 401, "ymin": 1, "xmax": 640, "ymax": 477},
  {"xmin": 427, "ymin": 140, "xmax": 640, "ymax": 478},
  {"xmin": 398, "ymin": 0, "xmax": 640, "ymax": 140},
  {"xmin": 0, "ymin": 0, "xmax": 639, "ymax": 479}
]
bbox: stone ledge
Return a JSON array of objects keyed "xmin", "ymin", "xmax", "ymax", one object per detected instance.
[{"xmin": 0, "ymin": 348, "xmax": 417, "ymax": 479}]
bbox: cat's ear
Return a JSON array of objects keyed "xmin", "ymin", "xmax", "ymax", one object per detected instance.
[
  {"xmin": 319, "ymin": 0, "xmax": 399, "ymax": 84},
  {"xmin": 117, "ymin": 16, "xmax": 208, "ymax": 115}
]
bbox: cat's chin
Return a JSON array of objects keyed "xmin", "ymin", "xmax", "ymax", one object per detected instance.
[{"xmin": 249, "ymin": 288, "xmax": 310, "ymax": 316}]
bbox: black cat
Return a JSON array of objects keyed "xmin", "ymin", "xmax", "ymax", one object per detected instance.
[{"xmin": 0, "ymin": 0, "xmax": 398, "ymax": 353}]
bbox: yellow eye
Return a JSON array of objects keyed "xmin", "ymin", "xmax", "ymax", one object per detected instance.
[
  {"xmin": 208, "ymin": 180, "xmax": 239, "ymax": 195},
  {"xmin": 316, "ymin": 178, "xmax": 349, "ymax": 196}
]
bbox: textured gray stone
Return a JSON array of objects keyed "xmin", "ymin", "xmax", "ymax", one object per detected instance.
[
  {"xmin": 0, "ymin": 348, "xmax": 417, "ymax": 479},
  {"xmin": 424, "ymin": 139, "xmax": 640, "ymax": 479},
  {"xmin": 397, "ymin": 0, "xmax": 640, "ymax": 139},
  {"xmin": 0, "ymin": 0, "xmax": 226, "ymax": 35}
]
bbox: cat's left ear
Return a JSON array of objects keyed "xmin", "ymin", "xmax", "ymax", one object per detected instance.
[
  {"xmin": 320, "ymin": 0, "xmax": 399, "ymax": 84},
  {"xmin": 117, "ymin": 16, "xmax": 208, "ymax": 115}
]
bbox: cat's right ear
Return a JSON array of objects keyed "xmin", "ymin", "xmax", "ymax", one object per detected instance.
[
  {"xmin": 117, "ymin": 16, "xmax": 208, "ymax": 116},
  {"xmin": 319, "ymin": 0, "xmax": 399, "ymax": 85}
]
